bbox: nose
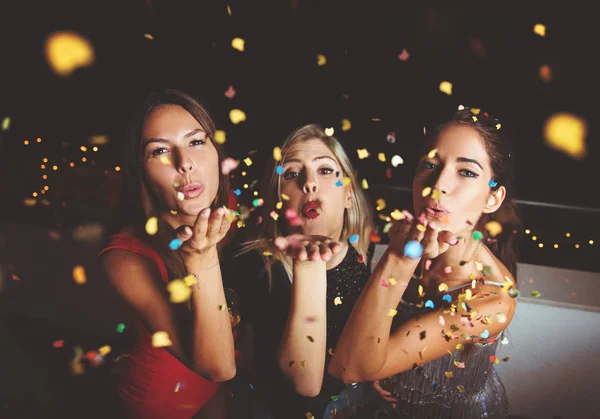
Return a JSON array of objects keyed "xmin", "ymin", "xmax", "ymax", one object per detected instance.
[
  {"xmin": 431, "ymin": 168, "xmax": 451, "ymax": 195},
  {"xmin": 175, "ymin": 148, "xmax": 195, "ymax": 174},
  {"xmin": 302, "ymin": 171, "xmax": 318, "ymax": 194}
]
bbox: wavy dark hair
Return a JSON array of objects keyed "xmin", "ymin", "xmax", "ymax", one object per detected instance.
[
  {"xmin": 425, "ymin": 108, "xmax": 520, "ymax": 280},
  {"xmin": 112, "ymin": 89, "xmax": 230, "ymax": 281}
]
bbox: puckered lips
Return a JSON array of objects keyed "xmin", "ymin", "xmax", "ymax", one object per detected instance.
[
  {"xmin": 178, "ymin": 183, "xmax": 204, "ymax": 199},
  {"xmin": 301, "ymin": 200, "xmax": 321, "ymax": 219},
  {"xmin": 424, "ymin": 202, "xmax": 450, "ymax": 219}
]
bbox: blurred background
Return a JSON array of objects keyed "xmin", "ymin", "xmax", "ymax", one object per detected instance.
[{"xmin": 0, "ymin": 1, "xmax": 599, "ymax": 418}]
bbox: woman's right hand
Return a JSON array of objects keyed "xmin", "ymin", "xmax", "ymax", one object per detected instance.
[
  {"xmin": 175, "ymin": 207, "xmax": 232, "ymax": 257},
  {"xmin": 373, "ymin": 380, "xmax": 397, "ymax": 409},
  {"xmin": 274, "ymin": 234, "xmax": 341, "ymax": 262},
  {"xmin": 388, "ymin": 211, "xmax": 458, "ymax": 260}
]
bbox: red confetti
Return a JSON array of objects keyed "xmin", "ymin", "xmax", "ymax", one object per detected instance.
[
  {"xmin": 53, "ymin": 340, "xmax": 64, "ymax": 348},
  {"xmin": 369, "ymin": 231, "xmax": 381, "ymax": 243},
  {"xmin": 224, "ymin": 85, "xmax": 236, "ymax": 99}
]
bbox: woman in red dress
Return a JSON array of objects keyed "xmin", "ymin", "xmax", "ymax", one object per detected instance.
[{"xmin": 99, "ymin": 89, "xmax": 236, "ymax": 418}]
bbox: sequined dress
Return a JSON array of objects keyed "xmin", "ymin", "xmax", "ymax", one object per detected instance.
[
  {"xmin": 232, "ymin": 244, "xmax": 372, "ymax": 419},
  {"xmin": 377, "ymin": 281, "xmax": 509, "ymax": 419}
]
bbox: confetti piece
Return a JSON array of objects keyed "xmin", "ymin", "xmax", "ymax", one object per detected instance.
[
  {"xmin": 169, "ymin": 238, "xmax": 183, "ymax": 250},
  {"xmin": 456, "ymin": 343, "xmax": 464, "ymax": 350},
  {"xmin": 475, "ymin": 261, "xmax": 483, "ymax": 271},
  {"xmin": 341, "ymin": 119, "xmax": 352, "ymax": 131},
  {"xmin": 334, "ymin": 296, "xmax": 342, "ymax": 306},
  {"xmin": 2, "ymin": 117, "xmax": 10, "ymax": 131},
  {"xmin": 317, "ymin": 54, "xmax": 327, "ymax": 66},
  {"xmin": 489, "ymin": 356, "xmax": 499, "ymax": 364},
  {"xmin": 501, "ymin": 336, "xmax": 509, "ymax": 345},
  {"xmin": 275, "ymin": 165, "xmax": 284, "ymax": 175},
  {"xmin": 539, "ymin": 64, "xmax": 552, "ymax": 82},
  {"xmin": 219, "ymin": 304, "xmax": 226, "ymax": 311},
  {"xmin": 167, "ymin": 280, "xmax": 191, "ymax": 303},
  {"xmin": 53, "ymin": 340, "xmax": 64, "ymax": 348},
  {"xmin": 272, "ymin": 147, "xmax": 283, "ymax": 162},
  {"xmin": 530, "ymin": 290, "xmax": 541, "ymax": 298},
  {"xmin": 431, "ymin": 189, "xmax": 441, "ymax": 201},
  {"xmin": 444, "ymin": 266, "xmax": 452, "ymax": 274},
  {"xmin": 324, "ymin": 127, "xmax": 334, "ymax": 136},
  {"xmin": 425, "ymin": 300, "xmax": 434, "ymax": 309},
  {"xmin": 73, "ymin": 265, "xmax": 87, "ymax": 284},
  {"xmin": 183, "ymin": 275, "xmax": 197, "ymax": 287},
  {"xmin": 533, "ymin": 23, "xmax": 546, "ymax": 37},
  {"xmin": 472, "ymin": 231, "xmax": 483, "ymax": 241},
  {"xmin": 496, "ymin": 313, "xmax": 507, "ymax": 324},
  {"xmin": 391, "ymin": 155, "xmax": 403, "ymax": 167},
  {"xmin": 488, "ymin": 179, "xmax": 498, "ymax": 188},
  {"xmin": 45, "ymin": 31, "xmax": 95, "ymax": 77},
  {"xmin": 306, "ymin": 413, "xmax": 315, "ymax": 419},
  {"xmin": 270, "ymin": 211, "xmax": 279, "ymax": 220},
  {"xmin": 307, "ymin": 336, "xmax": 314, "ymax": 343},
  {"xmin": 509, "ymin": 289, "xmax": 520, "ymax": 299},
  {"xmin": 221, "ymin": 157, "xmax": 239, "ymax": 175},
  {"xmin": 390, "ymin": 209, "xmax": 404, "ymax": 220},
  {"xmin": 349, "ymin": 234, "xmax": 359, "ymax": 244},
  {"xmin": 342, "ymin": 177, "xmax": 351, "ymax": 186},
  {"xmin": 398, "ymin": 48, "xmax": 409, "ymax": 61},
  {"xmin": 224, "ymin": 85, "xmax": 236, "ymax": 99},
  {"xmin": 243, "ymin": 157, "xmax": 253, "ymax": 166},
  {"xmin": 361, "ymin": 178, "xmax": 369, "ymax": 189},
  {"xmin": 174, "ymin": 382, "xmax": 181, "ymax": 392},
  {"xmin": 177, "ymin": 191, "xmax": 185, "ymax": 201},
  {"xmin": 281, "ymin": 193, "xmax": 290, "ymax": 200},
  {"xmin": 386, "ymin": 132, "xmax": 396, "ymax": 144},
  {"xmin": 543, "ymin": 113, "xmax": 587, "ymax": 159},
  {"xmin": 116, "ymin": 323, "xmax": 126, "ymax": 333},
  {"xmin": 144, "ymin": 33, "xmax": 154, "ymax": 40},
  {"xmin": 418, "ymin": 285, "xmax": 425, "ymax": 297},
  {"xmin": 480, "ymin": 329, "xmax": 489, "ymax": 339},
  {"xmin": 144, "ymin": 217, "xmax": 158, "ymax": 235},
  {"xmin": 496, "ymin": 124, "xmax": 501, "ymax": 130},
  {"xmin": 233, "ymin": 189, "xmax": 241, "ymax": 196},
  {"xmin": 335, "ymin": 179, "xmax": 343, "ymax": 187},
  {"xmin": 388, "ymin": 277, "xmax": 397, "ymax": 286},
  {"xmin": 427, "ymin": 148, "xmax": 438, "ymax": 159},
  {"xmin": 388, "ymin": 309, "xmax": 398, "ymax": 317},
  {"xmin": 231, "ymin": 37, "xmax": 245, "ymax": 52},
  {"xmin": 357, "ymin": 149, "xmax": 370, "ymax": 159},
  {"xmin": 328, "ymin": 348, "xmax": 334, "ymax": 355},
  {"xmin": 98, "ymin": 345, "xmax": 111, "ymax": 356},
  {"xmin": 230, "ymin": 109, "xmax": 247, "ymax": 124},
  {"xmin": 454, "ymin": 361, "xmax": 465, "ymax": 368},
  {"xmin": 445, "ymin": 371, "xmax": 454, "ymax": 378},
  {"xmin": 485, "ymin": 221, "xmax": 502, "ymax": 237},
  {"xmin": 376, "ymin": 198, "xmax": 386, "ymax": 211},
  {"xmin": 404, "ymin": 241, "xmax": 423, "ymax": 259},
  {"xmin": 439, "ymin": 81, "xmax": 453, "ymax": 96},
  {"xmin": 380, "ymin": 279, "xmax": 389, "ymax": 288},
  {"xmin": 457, "ymin": 385, "xmax": 465, "ymax": 393},
  {"xmin": 422, "ymin": 187, "xmax": 432, "ymax": 197},
  {"xmin": 152, "ymin": 331, "xmax": 173, "ymax": 347},
  {"xmin": 214, "ymin": 130, "xmax": 226, "ymax": 144}
]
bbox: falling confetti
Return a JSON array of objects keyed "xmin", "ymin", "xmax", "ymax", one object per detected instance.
[
  {"xmin": 391, "ymin": 155, "xmax": 403, "ymax": 167},
  {"xmin": 45, "ymin": 31, "xmax": 95, "ymax": 77},
  {"xmin": 229, "ymin": 109, "xmax": 247, "ymax": 125},
  {"xmin": 357, "ymin": 149, "xmax": 370, "ymax": 159},
  {"xmin": 485, "ymin": 221, "xmax": 502, "ymax": 237},
  {"xmin": 116, "ymin": 323, "xmax": 126, "ymax": 333},
  {"xmin": 144, "ymin": 34, "xmax": 154, "ymax": 40},
  {"xmin": 388, "ymin": 309, "xmax": 398, "ymax": 317},
  {"xmin": 169, "ymin": 238, "xmax": 183, "ymax": 250},
  {"xmin": 480, "ymin": 329, "xmax": 490, "ymax": 339},
  {"xmin": 273, "ymin": 146, "xmax": 282, "ymax": 161},
  {"xmin": 72, "ymin": 265, "xmax": 87, "ymax": 284},
  {"xmin": 53, "ymin": 340, "xmax": 64, "ymax": 348},
  {"xmin": 422, "ymin": 187, "xmax": 432, "ymax": 197},
  {"xmin": 398, "ymin": 48, "xmax": 410, "ymax": 61},
  {"xmin": 324, "ymin": 127, "xmax": 334, "ymax": 136},
  {"xmin": 445, "ymin": 371, "xmax": 454, "ymax": 378},
  {"xmin": 540, "ymin": 65, "xmax": 552, "ymax": 82},
  {"xmin": 243, "ymin": 157, "xmax": 253, "ymax": 166},
  {"xmin": 160, "ymin": 156, "xmax": 171, "ymax": 165},
  {"xmin": 145, "ymin": 217, "xmax": 158, "ymax": 235},
  {"xmin": 439, "ymin": 283, "xmax": 449, "ymax": 292},
  {"xmin": 349, "ymin": 234, "xmax": 359, "ymax": 244},
  {"xmin": 543, "ymin": 113, "xmax": 587, "ymax": 159},
  {"xmin": 361, "ymin": 178, "xmax": 369, "ymax": 189},
  {"xmin": 404, "ymin": 241, "xmax": 423, "ymax": 259},
  {"xmin": 152, "ymin": 331, "xmax": 173, "ymax": 347},
  {"xmin": 167, "ymin": 279, "xmax": 192, "ymax": 303},
  {"xmin": 334, "ymin": 296, "xmax": 342, "ymax": 306},
  {"xmin": 377, "ymin": 153, "xmax": 386, "ymax": 162},
  {"xmin": 221, "ymin": 158, "xmax": 239, "ymax": 175},
  {"xmin": 530, "ymin": 290, "xmax": 541, "ymax": 298},
  {"xmin": 224, "ymin": 85, "xmax": 236, "ymax": 99},
  {"xmin": 317, "ymin": 54, "xmax": 327, "ymax": 66},
  {"xmin": 177, "ymin": 192, "xmax": 185, "ymax": 201},
  {"xmin": 231, "ymin": 37, "xmax": 245, "ymax": 52},
  {"xmin": 386, "ymin": 132, "xmax": 396, "ymax": 144},
  {"xmin": 341, "ymin": 119, "xmax": 352, "ymax": 131},
  {"xmin": 439, "ymin": 81, "xmax": 453, "ymax": 96},
  {"xmin": 1, "ymin": 117, "xmax": 10, "ymax": 131},
  {"xmin": 533, "ymin": 23, "xmax": 546, "ymax": 37},
  {"xmin": 214, "ymin": 130, "xmax": 226, "ymax": 144}
]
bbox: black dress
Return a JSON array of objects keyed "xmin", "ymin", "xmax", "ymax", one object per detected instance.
[{"xmin": 229, "ymin": 244, "xmax": 372, "ymax": 419}]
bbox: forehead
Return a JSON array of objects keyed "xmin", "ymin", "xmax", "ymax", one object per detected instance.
[
  {"xmin": 432, "ymin": 125, "xmax": 489, "ymax": 165},
  {"xmin": 284, "ymin": 138, "xmax": 338, "ymax": 163},
  {"xmin": 142, "ymin": 105, "xmax": 203, "ymax": 139}
]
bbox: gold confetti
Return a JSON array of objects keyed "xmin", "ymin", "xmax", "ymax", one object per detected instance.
[
  {"xmin": 485, "ymin": 221, "xmax": 503, "ymax": 237},
  {"xmin": 342, "ymin": 177, "xmax": 351, "ymax": 186},
  {"xmin": 273, "ymin": 147, "xmax": 282, "ymax": 161},
  {"xmin": 281, "ymin": 193, "xmax": 290, "ymax": 200},
  {"xmin": 431, "ymin": 189, "xmax": 441, "ymax": 201},
  {"xmin": 167, "ymin": 280, "xmax": 192, "ymax": 303},
  {"xmin": 496, "ymin": 123, "xmax": 501, "ymax": 130},
  {"xmin": 475, "ymin": 262, "xmax": 483, "ymax": 271},
  {"xmin": 391, "ymin": 155, "xmax": 403, "ymax": 167},
  {"xmin": 170, "ymin": 209, "xmax": 178, "ymax": 215},
  {"xmin": 416, "ymin": 224, "xmax": 426, "ymax": 232},
  {"xmin": 341, "ymin": 119, "xmax": 351, "ymax": 131},
  {"xmin": 427, "ymin": 148, "xmax": 438, "ymax": 159},
  {"xmin": 418, "ymin": 285, "xmax": 424, "ymax": 297},
  {"xmin": 543, "ymin": 113, "xmax": 587, "ymax": 159},
  {"xmin": 465, "ymin": 289, "xmax": 472, "ymax": 301},
  {"xmin": 334, "ymin": 296, "xmax": 342, "ymax": 306},
  {"xmin": 390, "ymin": 209, "xmax": 404, "ymax": 220},
  {"xmin": 159, "ymin": 156, "xmax": 171, "ymax": 165},
  {"xmin": 229, "ymin": 109, "xmax": 246, "ymax": 124},
  {"xmin": 231, "ymin": 37, "xmax": 245, "ymax": 52},
  {"xmin": 376, "ymin": 199, "xmax": 386, "ymax": 211},
  {"xmin": 45, "ymin": 31, "xmax": 95, "ymax": 77},
  {"xmin": 317, "ymin": 54, "xmax": 327, "ymax": 66},
  {"xmin": 421, "ymin": 187, "xmax": 432, "ymax": 197},
  {"xmin": 533, "ymin": 23, "xmax": 546, "ymax": 37},
  {"xmin": 183, "ymin": 275, "xmax": 197, "ymax": 287},
  {"xmin": 306, "ymin": 412, "xmax": 315, "ymax": 419},
  {"xmin": 152, "ymin": 331, "xmax": 172, "ymax": 347},
  {"xmin": 214, "ymin": 130, "xmax": 226, "ymax": 144},
  {"xmin": 471, "ymin": 108, "xmax": 481, "ymax": 115},
  {"xmin": 361, "ymin": 178, "xmax": 369, "ymax": 189},
  {"xmin": 357, "ymin": 149, "xmax": 370, "ymax": 159},
  {"xmin": 445, "ymin": 371, "xmax": 454, "ymax": 378},
  {"xmin": 177, "ymin": 191, "xmax": 185, "ymax": 201},
  {"xmin": 378, "ymin": 153, "xmax": 386, "ymax": 162},
  {"xmin": 457, "ymin": 385, "xmax": 465, "ymax": 393},
  {"xmin": 244, "ymin": 157, "xmax": 253, "ymax": 166},
  {"xmin": 438, "ymin": 283, "xmax": 449, "ymax": 292},
  {"xmin": 324, "ymin": 127, "xmax": 334, "ymax": 136},
  {"xmin": 98, "ymin": 345, "xmax": 111, "ymax": 356},
  {"xmin": 72, "ymin": 265, "xmax": 87, "ymax": 284},
  {"xmin": 144, "ymin": 33, "xmax": 154, "ymax": 40},
  {"xmin": 276, "ymin": 201, "xmax": 283, "ymax": 209},
  {"xmin": 439, "ymin": 81, "xmax": 453, "ymax": 96},
  {"xmin": 226, "ymin": 5, "xmax": 232, "ymax": 15},
  {"xmin": 540, "ymin": 64, "xmax": 552, "ymax": 82},
  {"xmin": 219, "ymin": 304, "xmax": 226, "ymax": 311},
  {"xmin": 388, "ymin": 309, "xmax": 398, "ymax": 317},
  {"xmin": 328, "ymin": 348, "xmax": 334, "ymax": 355},
  {"xmin": 262, "ymin": 250, "xmax": 273, "ymax": 256},
  {"xmin": 456, "ymin": 343, "xmax": 464, "ymax": 350},
  {"xmin": 2, "ymin": 117, "xmax": 10, "ymax": 131},
  {"xmin": 388, "ymin": 277, "xmax": 397, "ymax": 286}
]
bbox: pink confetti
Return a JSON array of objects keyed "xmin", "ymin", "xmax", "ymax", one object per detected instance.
[
  {"xmin": 444, "ymin": 266, "xmax": 452, "ymax": 274},
  {"xmin": 221, "ymin": 158, "xmax": 239, "ymax": 175},
  {"xmin": 285, "ymin": 208, "xmax": 298, "ymax": 219},
  {"xmin": 439, "ymin": 315, "xmax": 445, "ymax": 326},
  {"xmin": 455, "ymin": 361, "xmax": 465, "ymax": 368},
  {"xmin": 398, "ymin": 48, "xmax": 410, "ymax": 61},
  {"xmin": 11, "ymin": 273, "xmax": 20, "ymax": 281},
  {"xmin": 380, "ymin": 279, "xmax": 389, "ymax": 288},
  {"xmin": 224, "ymin": 85, "xmax": 236, "ymax": 99},
  {"xmin": 425, "ymin": 259, "xmax": 432, "ymax": 271},
  {"xmin": 418, "ymin": 212, "xmax": 427, "ymax": 225},
  {"xmin": 289, "ymin": 216, "xmax": 302, "ymax": 227}
]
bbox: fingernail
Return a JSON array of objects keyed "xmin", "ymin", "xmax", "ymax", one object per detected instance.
[
  {"xmin": 428, "ymin": 222, "xmax": 437, "ymax": 230},
  {"xmin": 450, "ymin": 238, "xmax": 459, "ymax": 245},
  {"xmin": 202, "ymin": 208, "xmax": 211, "ymax": 218},
  {"xmin": 216, "ymin": 207, "xmax": 225, "ymax": 216},
  {"xmin": 185, "ymin": 226, "xmax": 192, "ymax": 236}
]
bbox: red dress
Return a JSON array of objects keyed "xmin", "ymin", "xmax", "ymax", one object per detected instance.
[{"xmin": 99, "ymin": 234, "xmax": 221, "ymax": 419}]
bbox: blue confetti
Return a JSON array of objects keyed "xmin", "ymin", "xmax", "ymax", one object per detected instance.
[
  {"xmin": 349, "ymin": 234, "xmax": 359, "ymax": 244},
  {"xmin": 233, "ymin": 189, "xmax": 241, "ymax": 196},
  {"xmin": 442, "ymin": 294, "xmax": 452, "ymax": 303},
  {"xmin": 480, "ymin": 329, "xmax": 490, "ymax": 339},
  {"xmin": 403, "ymin": 241, "xmax": 423, "ymax": 259},
  {"xmin": 169, "ymin": 238, "xmax": 183, "ymax": 250},
  {"xmin": 489, "ymin": 179, "xmax": 497, "ymax": 188},
  {"xmin": 432, "ymin": 381, "xmax": 438, "ymax": 391},
  {"xmin": 335, "ymin": 179, "xmax": 343, "ymax": 187},
  {"xmin": 276, "ymin": 165, "xmax": 284, "ymax": 175},
  {"xmin": 424, "ymin": 300, "xmax": 434, "ymax": 309}
]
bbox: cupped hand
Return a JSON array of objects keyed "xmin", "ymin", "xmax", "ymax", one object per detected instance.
[
  {"xmin": 273, "ymin": 234, "xmax": 341, "ymax": 262},
  {"xmin": 174, "ymin": 207, "xmax": 233, "ymax": 256}
]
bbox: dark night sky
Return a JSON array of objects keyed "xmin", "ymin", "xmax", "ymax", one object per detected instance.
[{"xmin": 0, "ymin": 1, "xmax": 598, "ymax": 270}]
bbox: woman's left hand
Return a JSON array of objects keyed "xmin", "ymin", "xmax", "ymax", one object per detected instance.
[{"xmin": 373, "ymin": 380, "xmax": 396, "ymax": 409}]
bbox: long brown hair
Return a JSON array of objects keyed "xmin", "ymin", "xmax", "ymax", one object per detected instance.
[
  {"xmin": 426, "ymin": 108, "xmax": 520, "ymax": 279},
  {"xmin": 114, "ymin": 89, "xmax": 230, "ymax": 281}
]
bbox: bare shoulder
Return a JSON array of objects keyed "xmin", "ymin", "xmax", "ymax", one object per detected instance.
[{"xmin": 99, "ymin": 248, "xmax": 161, "ymax": 296}]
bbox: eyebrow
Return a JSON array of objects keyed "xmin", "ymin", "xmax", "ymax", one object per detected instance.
[
  {"xmin": 456, "ymin": 157, "xmax": 483, "ymax": 170},
  {"xmin": 283, "ymin": 155, "xmax": 338, "ymax": 165},
  {"xmin": 144, "ymin": 129, "xmax": 206, "ymax": 146}
]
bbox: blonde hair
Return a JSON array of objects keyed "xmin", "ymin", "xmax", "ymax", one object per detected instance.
[{"xmin": 241, "ymin": 124, "xmax": 374, "ymax": 285}]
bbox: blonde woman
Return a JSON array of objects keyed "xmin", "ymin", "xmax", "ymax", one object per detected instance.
[{"xmin": 231, "ymin": 125, "xmax": 376, "ymax": 418}]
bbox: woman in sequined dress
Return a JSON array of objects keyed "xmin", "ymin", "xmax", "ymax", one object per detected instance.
[
  {"xmin": 230, "ymin": 124, "xmax": 377, "ymax": 418},
  {"xmin": 330, "ymin": 108, "xmax": 520, "ymax": 418}
]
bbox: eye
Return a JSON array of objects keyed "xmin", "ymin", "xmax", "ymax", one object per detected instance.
[
  {"xmin": 459, "ymin": 169, "xmax": 479, "ymax": 178},
  {"xmin": 190, "ymin": 138, "xmax": 207, "ymax": 146},
  {"xmin": 150, "ymin": 147, "xmax": 168, "ymax": 157},
  {"xmin": 318, "ymin": 167, "xmax": 334, "ymax": 175},
  {"xmin": 282, "ymin": 170, "xmax": 299, "ymax": 180},
  {"xmin": 420, "ymin": 160, "xmax": 437, "ymax": 170}
]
